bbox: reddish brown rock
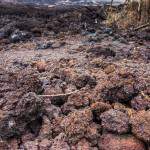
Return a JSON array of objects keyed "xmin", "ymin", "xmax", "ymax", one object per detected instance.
[
  {"xmin": 16, "ymin": 69, "xmax": 43, "ymax": 94},
  {"xmin": 38, "ymin": 116, "xmax": 52, "ymax": 139},
  {"xmin": 98, "ymin": 133, "xmax": 146, "ymax": 150},
  {"xmin": 131, "ymin": 90, "xmax": 150, "ymax": 110},
  {"xmin": 91, "ymin": 102, "xmax": 111, "ymax": 122},
  {"xmin": 85, "ymin": 123, "xmax": 101, "ymax": 146},
  {"xmin": 101, "ymin": 72, "xmax": 138, "ymax": 103},
  {"xmin": 36, "ymin": 60, "xmax": 47, "ymax": 73},
  {"xmin": 0, "ymin": 140, "xmax": 8, "ymax": 150},
  {"xmin": 130, "ymin": 110, "xmax": 150, "ymax": 142},
  {"xmin": 67, "ymin": 91, "xmax": 90, "ymax": 109},
  {"xmin": 44, "ymin": 104, "xmax": 62, "ymax": 120},
  {"xmin": 104, "ymin": 64, "xmax": 116, "ymax": 74},
  {"xmin": 76, "ymin": 138, "xmax": 92, "ymax": 150},
  {"xmin": 131, "ymin": 97, "xmax": 150, "ymax": 110},
  {"xmin": 39, "ymin": 139, "xmax": 52, "ymax": 150},
  {"xmin": 101, "ymin": 109, "xmax": 130, "ymax": 134},
  {"xmin": 21, "ymin": 132, "xmax": 35, "ymax": 143},
  {"xmin": 50, "ymin": 117, "xmax": 63, "ymax": 138},
  {"xmin": 61, "ymin": 102, "xmax": 76, "ymax": 115},
  {"xmin": 60, "ymin": 108, "xmax": 93, "ymax": 144},
  {"xmin": 23, "ymin": 140, "xmax": 39, "ymax": 150},
  {"xmin": 51, "ymin": 133, "xmax": 70, "ymax": 150},
  {"xmin": 8, "ymin": 138, "xmax": 19, "ymax": 150},
  {"xmin": 73, "ymin": 74, "xmax": 97, "ymax": 89}
]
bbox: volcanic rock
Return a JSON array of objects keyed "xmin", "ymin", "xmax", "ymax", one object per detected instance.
[
  {"xmin": 60, "ymin": 108, "xmax": 93, "ymax": 144},
  {"xmin": 98, "ymin": 133, "xmax": 146, "ymax": 150},
  {"xmin": 130, "ymin": 110, "xmax": 150, "ymax": 142},
  {"xmin": 101, "ymin": 109, "xmax": 130, "ymax": 134}
]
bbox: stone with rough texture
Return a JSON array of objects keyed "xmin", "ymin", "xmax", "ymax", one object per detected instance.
[
  {"xmin": 130, "ymin": 110, "xmax": 150, "ymax": 142},
  {"xmin": 51, "ymin": 133, "xmax": 70, "ymax": 150},
  {"xmin": 0, "ymin": 92, "xmax": 43, "ymax": 139},
  {"xmin": 98, "ymin": 133, "xmax": 146, "ymax": 150},
  {"xmin": 91, "ymin": 102, "xmax": 111, "ymax": 122},
  {"xmin": 23, "ymin": 140, "xmax": 39, "ymax": 150},
  {"xmin": 60, "ymin": 108, "xmax": 93, "ymax": 144},
  {"xmin": 100, "ymin": 109, "xmax": 130, "ymax": 134}
]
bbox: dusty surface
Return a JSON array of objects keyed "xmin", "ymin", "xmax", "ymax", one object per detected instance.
[{"xmin": 0, "ymin": 3, "xmax": 150, "ymax": 150}]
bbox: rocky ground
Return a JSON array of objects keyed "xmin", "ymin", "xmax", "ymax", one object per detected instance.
[{"xmin": 0, "ymin": 3, "xmax": 150, "ymax": 150}]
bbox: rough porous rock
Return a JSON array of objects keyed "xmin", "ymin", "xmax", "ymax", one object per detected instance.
[
  {"xmin": 38, "ymin": 116, "xmax": 52, "ymax": 139},
  {"xmin": 7, "ymin": 138, "xmax": 19, "ymax": 150},
  {"xmin": 23, "ymin": 140, "xmax": 39, "ymax": 150},
  {"xmin": 98, "ymin": 133, "xmax": 146, "ymax": 150},
  {"xmin": 101, "ymin": 72, "xmax": 138, "ymax": 103},
  {"xmin": 51, "ymin": 133, "xmax": 70, "ymax": 150},
  {"xmin": 91, "ymin": 101, "xmax": 112, "ymax": 122},
  {"xmin": 0, "ymin": 92, "xmax": 43, "ymax": 139},
  {"xmin": 87, "ymin": 46, "xmax": 116, "ymax": 58},
  {"xmin": 130, "ymin": 110, "xmax": 150, "ymax": 142},
  {"xmin": 44, "ymin": 104, "xmax": 62, "ymax": 120},
  {"xmin": 38, "ymin": 138, "xmax": 52, "ymax": 150},
  {"xmin": 73, "ymin": 74, "xmax": 97, "ymax": 89},
  {"xmin": 85, "ymin": 123, "xmax": 101, "ymax": 146},
  {"xmin": 131, "ymin": 90, "xmax": 150, "ymax": 110},
  {"xmin": 0, "ymin": 140, "xmax": 9, "ymax": 150},
  {"xmin": 75, "ymin": 138, "xmax": 92, "ymax": 150},
  {"xmin": 67, "ymin": 91, "xmax": 90, "ymax": 109},
  {"xmin": 16, "ymin": 69, "xmax": 43, "ymax": 94},
  {"xmin": 61, "ymin": 103, "xmax": 76, "ymax": 115},
  {"xmin": 36, "ymin": 60, "xmax": 47, "ymax": 73},
  {"xmin": 60, "ymin": 108, "xmax": 93, "ymax": 144},
  {"xmin": 50, "ymin": 117, "xmax": 63, "ymax": 139},
  {"xmin": 100, "ymin": 109, "xmax": 130, "ymax": 134},
  {"xmin": 0, "ymin": 68, "xmax": 43, "ymax": 102}
]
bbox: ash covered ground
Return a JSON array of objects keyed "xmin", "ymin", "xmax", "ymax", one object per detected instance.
[{"xmin": 0, "ymin": 3, "xmax": 150, "ymax": 150}]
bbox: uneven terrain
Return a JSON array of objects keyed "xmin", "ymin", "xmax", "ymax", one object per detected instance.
[{"xmin": 0, "ymin": 3, "xmax": 149, "ymax": 150}]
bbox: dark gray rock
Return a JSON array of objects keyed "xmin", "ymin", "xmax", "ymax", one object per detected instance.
[
  {"xmin": 36, "ymin": 42, "xmax": 52, "ymax": 50},
  {"xmin": 0, "ymin": 92, "xmax": 43, "ymax": 139},
  {"xmin": 10, "ymin": 30, "xmax": 31, "ymax": 43}
]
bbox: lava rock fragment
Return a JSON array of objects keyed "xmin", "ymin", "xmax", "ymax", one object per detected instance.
[{"xmin": 101, "ymin": 109, "xmax": 130, "ymax": 134}]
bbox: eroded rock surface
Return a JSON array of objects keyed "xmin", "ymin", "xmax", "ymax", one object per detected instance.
[{"xmin": 0, "ymin": 3, "xmax": 149, "ymax": 150}]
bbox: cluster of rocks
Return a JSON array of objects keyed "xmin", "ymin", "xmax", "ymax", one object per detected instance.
[
  {"xmin": 0, "ymin": 4, "xmax": 106, "ymax": 45},
  {"xmin": 0, "ymin": 3, "xmax": 149, "ymax": 150},
  {"xmin": 0, "ymin": 65, "xmax": 149, "ymax": 150}
]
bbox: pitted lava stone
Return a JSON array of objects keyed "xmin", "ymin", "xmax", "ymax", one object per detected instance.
[
  {"xmin": 130, "ymin": 110, "xmax": 150, "ymax": 142},
  {"xmin": 98, "ymin": 133, "xmax": 146, "ymax": 150},
  {"xmin": 100, "ymin": 109, "xmax": 130, "ymax": 134},
  {"xmin": 60, "ymin": 108, "xmax": 93, "ymax": 144}
]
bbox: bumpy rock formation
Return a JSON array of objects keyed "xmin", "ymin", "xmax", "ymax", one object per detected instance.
[
  {"xmin": 0, "ymin": 92, "xmax": 43, "ymax": 139},
  {"xmin": 130, "ymin": 110, "xmax": 150, "ymax": 142},
  {"xmin": 101, "ymin": 109, "xmax": 130, "ymax": 134},
  {"xmin": 0, "ymin": 3, "xmax": 149, "ymax": 150},
  {"xmin": 101, "ymin": 72, "xmax": 139, "ymax": 103},
  {"xmin": 60, "ymin": 108, "xmax": 93, "ymax": 144},
  {"xmin": 91, "ymin": 101, "xmax": 112, "ymax": 122},
  {"xmin": 98, "ymin": 133, "xmax": 146, "ymax": 150}
]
